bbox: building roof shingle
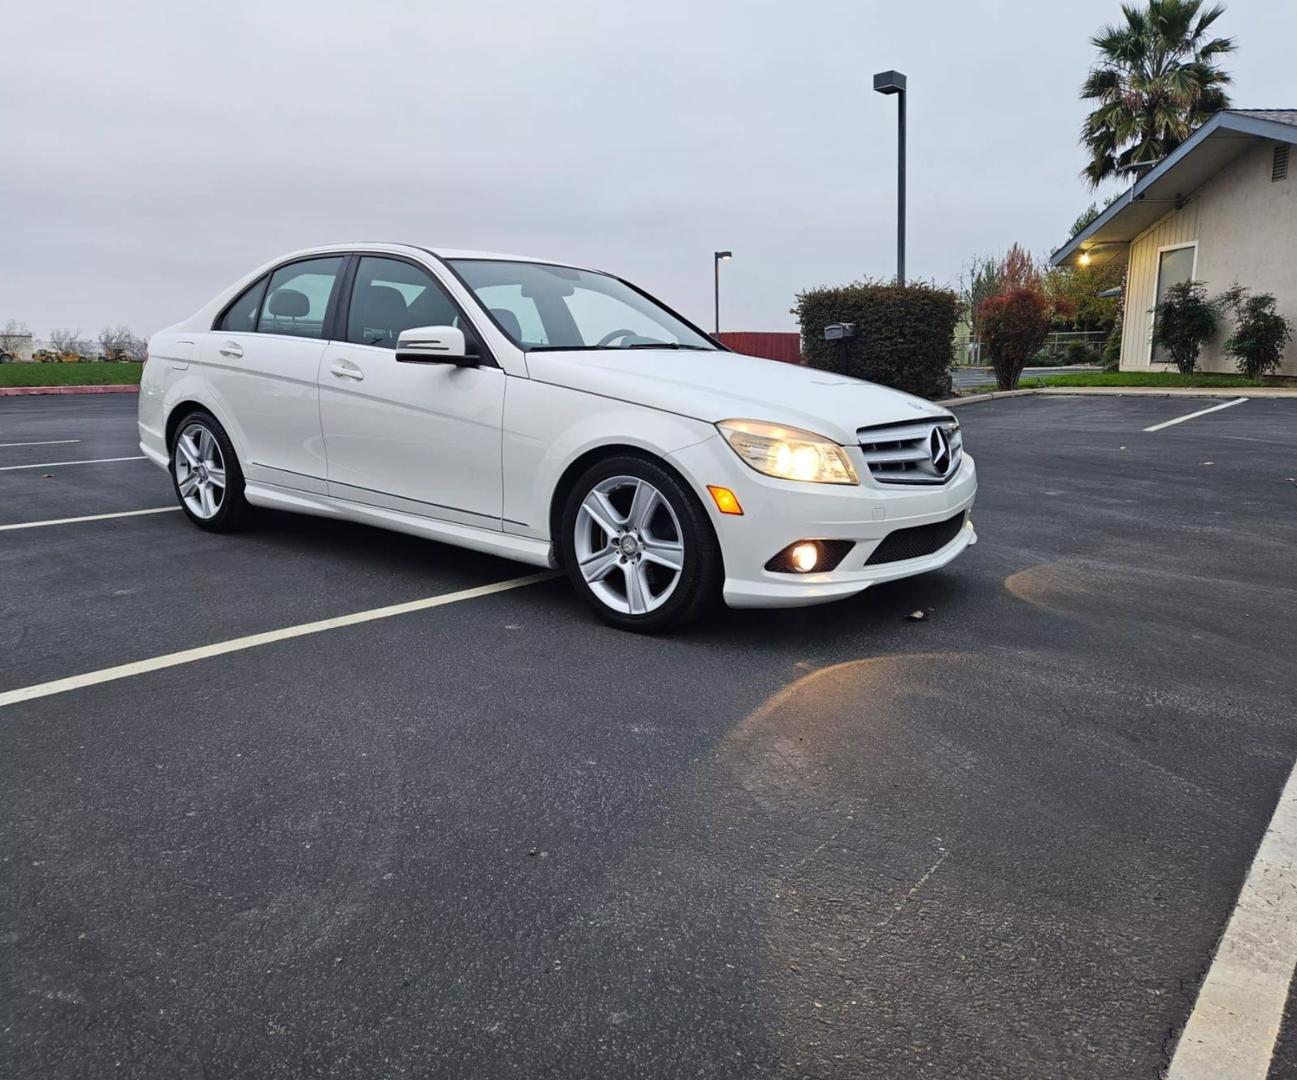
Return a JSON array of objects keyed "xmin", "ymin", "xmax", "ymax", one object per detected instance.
[{"xmin": 1230, "ymin": 109, "xmax": 1297, "ymax": 127}]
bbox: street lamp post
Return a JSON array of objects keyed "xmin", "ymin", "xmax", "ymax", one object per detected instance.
[
  {"xmin": 873, "ymin": 70, "xmax": 907, "ymax": 285},
  {"xmin": 713, "ymin": 250, "xmax": 732, "ymax": 335}
]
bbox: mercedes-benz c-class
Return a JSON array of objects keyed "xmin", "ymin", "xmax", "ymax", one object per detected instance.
[{"xmin": 138, "ymin": 244, "xmax": 976, "ymax": 631}]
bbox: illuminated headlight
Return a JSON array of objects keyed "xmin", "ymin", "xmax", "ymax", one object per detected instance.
[{"xmin": 717, "ymin": 419, "xmax": 859, "ymax": 485}]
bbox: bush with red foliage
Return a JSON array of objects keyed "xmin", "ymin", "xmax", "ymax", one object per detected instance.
[{"xmin": 978, "ymin": 287, "xmax": 1054, "ymax": 390}]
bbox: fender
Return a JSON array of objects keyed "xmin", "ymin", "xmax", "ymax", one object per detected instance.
[
  {"xmin": 501, "ymin": 377, "xmax": 716, "ymax": 541},
  {"xmin": 160, "ymin": 368, "xmax": 253, "ymax": 468}
]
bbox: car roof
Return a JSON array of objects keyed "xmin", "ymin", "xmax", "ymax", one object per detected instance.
[{"xmin": 266, "ymin": 242, "xmax": 569, "ymax": 265}]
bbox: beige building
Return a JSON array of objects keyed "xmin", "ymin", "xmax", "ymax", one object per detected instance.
[{"xmin": 1052, "ymin": 109, "xmax": 1297, "ymax": 376}]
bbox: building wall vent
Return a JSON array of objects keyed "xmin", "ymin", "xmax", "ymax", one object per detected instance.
[{"xmin": 1273, "ymin": 144, "xmax": 1290, "ymax": 183}]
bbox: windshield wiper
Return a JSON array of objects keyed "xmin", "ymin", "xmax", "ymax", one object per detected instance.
[{"xmin": 624, "ymin": 342, "xmax": 713, "ymax": 351}]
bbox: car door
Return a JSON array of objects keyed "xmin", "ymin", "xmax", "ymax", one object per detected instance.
[
  {"xmin": 200, "ymin": 256, "xmax": 345, "ymax": 494},
  {"xmin": 318, "ymin": 254, "xmax": 505, "ymax": 528}
]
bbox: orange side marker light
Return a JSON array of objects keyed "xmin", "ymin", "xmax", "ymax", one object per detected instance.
[{"xmin": 707, "ymin": 485, "xmax": 743, "ymax": 515}]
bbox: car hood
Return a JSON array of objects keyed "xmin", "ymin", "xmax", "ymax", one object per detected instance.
[{"xmin": 523, "ymin": 348, "xmax": 950, "ymax": 443}]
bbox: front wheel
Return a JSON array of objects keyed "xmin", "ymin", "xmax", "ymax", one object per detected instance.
[
  {"xmin": 559, "ymin": 454, "xmax": 722, "ymax": 632},
  {"xmin": 170, "ymin": 411, "xmax": 251, "ymax": 532}
]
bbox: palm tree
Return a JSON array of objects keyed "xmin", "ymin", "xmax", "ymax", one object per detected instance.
[{"xmin": 1080, "ymin": 0, "xmax": 1235, "ymax": 188}]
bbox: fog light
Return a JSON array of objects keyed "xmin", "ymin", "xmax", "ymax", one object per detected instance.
[{"xmin": 790, "ymin": 542, "xmax": 820, "ymax": 572}]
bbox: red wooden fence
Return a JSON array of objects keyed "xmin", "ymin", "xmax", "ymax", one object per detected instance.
[{"xmin": 716, "ymin": 332, "xmax": 802, "ymax": 364}]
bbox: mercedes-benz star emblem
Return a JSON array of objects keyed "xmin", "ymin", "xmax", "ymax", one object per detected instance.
[{"xmin": 929, "ymin": 427, "xmax": 951, "ymax": 473}]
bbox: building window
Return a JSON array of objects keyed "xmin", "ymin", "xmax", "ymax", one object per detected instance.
[
  {"xmin": 1274, "ymin": 144, "xmax": 1290, "ymax": 183},
  {"xmin": 1151, "ymin": 243, "xmax": 1196, "ymax": 363}
]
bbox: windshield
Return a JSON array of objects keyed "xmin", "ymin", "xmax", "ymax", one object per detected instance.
[{"xmin": 449, "ymin": 259, "xmax": 719, "ymax": 352}]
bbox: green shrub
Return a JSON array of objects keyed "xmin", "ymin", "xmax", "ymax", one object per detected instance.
[
  {"xmin": 978, "ymin": 287, "xmax": 1053, "ymax": 389},
  {"xmin": 1101, "ymin": 319, "xmax": 1122, "ymax": 371},
  {"xmin": 1223, "ymin": 291, "xmax": 1293, "ymax": 378},
  {"xmin": 1064, "ymin": 341, "xmax": 1097, "ymax": 365},
  {"xmin": 1152, "ymin": 281, "xmax": 1216, "ymax": 374},
  {"xmin": 793, "ymin": 280, "xmax": 960, "ymax": 399}
]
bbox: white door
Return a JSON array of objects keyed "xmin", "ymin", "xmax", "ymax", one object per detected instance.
[
  {"xmin": 318, "ymin": 255, "xmax": 505, "ymax": 528},
  {"xmin": 200, "ymin": 255, "xmax": 346, "ymax": 493}
]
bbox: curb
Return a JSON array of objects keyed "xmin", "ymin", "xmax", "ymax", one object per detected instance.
[
  {"xmin": 940, "ymin": 386, "xmax": 1297, "ymax": 408},
  {"xmin": 0, "ymin": 384, "xmax": 140, "ymax": 397}
]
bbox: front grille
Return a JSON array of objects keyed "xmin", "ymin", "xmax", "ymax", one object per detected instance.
[
  {"xmin": 857, "ymin": 417, "xmax": 962, "ymax": 485},
  {"xmin": 865, "ymin": 512, "xmax": 966, "ymax": 566}
]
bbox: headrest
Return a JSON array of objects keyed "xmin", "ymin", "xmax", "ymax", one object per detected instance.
[
  {"xmin": 268, "ymin": 288, "xmax": 310, "ymax": 318},
  {"xmin": 490, "ymin": 307, "xmax": 523, "ymax": 342},
  {"xmin": 363, "ymin": 285, "xmax": 410, "ymax": 332}
]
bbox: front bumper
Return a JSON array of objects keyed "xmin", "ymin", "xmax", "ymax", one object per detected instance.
[{"xmin": 668, "ymin": 434, "xmax": 978, "ymax": 609}]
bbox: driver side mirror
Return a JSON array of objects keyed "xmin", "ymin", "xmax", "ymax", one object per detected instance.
[{"xmin": 395, "ymin": 326, "xmax": 477, "ymax": 366}]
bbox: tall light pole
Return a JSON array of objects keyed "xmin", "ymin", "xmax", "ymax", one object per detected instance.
[
  {"xmin": 873, "ymin": 70, "xmax": 906, "ymax": 285},
  {"xmin": 713, "ymin": 250, "xmax": 732, "ymax": 335}
]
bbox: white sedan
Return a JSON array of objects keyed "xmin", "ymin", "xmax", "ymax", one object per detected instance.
[{"xmin": 138, "ymin": 244, "xmax": 976, "ymax": 631}]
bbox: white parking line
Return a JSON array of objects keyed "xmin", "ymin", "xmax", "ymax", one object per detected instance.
[
  {"xmin": 1143, "ymin": 398, "xmax": 1248, "ymax": 432},
  {"xmin": 0, "ymin": 571, "xmax": 556, "ymax": 710},
  {"xmin": 0, "ymin": 455, "xmax": 146, "ymax": 472},
  {"xmin": 0, "ymin": 439, "xmax": 81, "ymax": 447},
  {"xmin": 0, "ymin": 506, "xmax": 180, "ymax": 532},
  {"xmin": 1167, "ymin": 760, "xmax": 1297, "ymax": 1079}
]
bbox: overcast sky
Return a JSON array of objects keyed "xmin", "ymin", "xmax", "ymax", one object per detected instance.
[{"xmin": 4, "ymin": 0, "xmax": 1294, "ymax": 340}]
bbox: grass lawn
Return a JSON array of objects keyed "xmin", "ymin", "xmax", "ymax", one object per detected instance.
[
  {"xmin": 0, "ymin": 362, "xmax": 143, "ymax": 387},
  {"xmin": 969, "ymin": 371, "xmax": 1273, "ymax": 392}
]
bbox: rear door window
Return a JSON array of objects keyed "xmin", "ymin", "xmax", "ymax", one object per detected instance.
[
  {"xmin": 216, "ymin": 275, "xmax": 268, "ymax": 333},
  {"xmin": 258, "ymin": 257, "xmax": 345, "ymax": 339}
]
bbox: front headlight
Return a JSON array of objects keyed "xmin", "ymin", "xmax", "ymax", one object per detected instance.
[{"xmin": 717, "ymin": 419, "xmax": 859, "ymax": 485}]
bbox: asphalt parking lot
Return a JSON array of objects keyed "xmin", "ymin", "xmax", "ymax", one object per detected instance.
[{"xmin": 3, "ymin": 392, "xmax": 1296, "ymax": 1079}]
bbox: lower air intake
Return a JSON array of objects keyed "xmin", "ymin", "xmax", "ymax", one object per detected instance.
[{"xmin": 864, "ymin": 512, "xmax": 966, "ymax": 566}]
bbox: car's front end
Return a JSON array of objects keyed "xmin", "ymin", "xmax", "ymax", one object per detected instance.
[{"xmin": 667, "ymin": 412, "xmax": 976, "ymax": 608}]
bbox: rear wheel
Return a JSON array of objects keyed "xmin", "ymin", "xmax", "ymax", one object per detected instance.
[
  {"xmin": 560, "ymin": 454, "xmax": 721, "ymax": 632},
  {"xmin": 169, "ymin": 411, "xmax": 251, "ymax": 532}
]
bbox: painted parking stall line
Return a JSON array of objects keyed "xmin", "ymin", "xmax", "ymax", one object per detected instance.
[
  {"xmin": 0, "ymin": 454, "xmax": 146, "ymax": 472},
  {"xmin": 0, "ymin": 439, "xmax": 81, "ymax": 448},
  {"xmin": 1167, "ymin": 758, "xmax": 1297, "ymax": 1079},
  {"xmin": 1143, "ymin": 397, "xmax": 1248, "ymax": 432},
  {"xmin": 0, "ymin": 572, "xmax": 557, "ymax": 709},
  {"xmin": 0, "ymin": 506, "xmax": 180, "ymax": 532}
]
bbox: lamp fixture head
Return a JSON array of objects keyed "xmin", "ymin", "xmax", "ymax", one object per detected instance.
[{"xmin": 872, "ymin": 70, "xmax": 907, "ymax": 95}]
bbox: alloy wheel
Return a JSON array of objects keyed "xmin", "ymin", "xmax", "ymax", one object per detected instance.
[
  {"xmin": 174, "ymin": 422, "xmax": 227, "ymax": 520},
  {"xmin": 573, "ymin": 474, "xmax": 685, "ymax": 616}
]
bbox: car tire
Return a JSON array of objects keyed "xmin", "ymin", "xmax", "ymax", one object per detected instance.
[
  {"xmin": 169, "ymin": 409, "xmax": 252, "ymax": 532},
  {"xmin": 559, "ymin": 453, "xmax": 722, "ymax": 632}
]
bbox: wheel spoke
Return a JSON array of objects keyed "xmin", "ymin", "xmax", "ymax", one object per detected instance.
[
  {"xmin": 627, "ymin": 480, "xmax": 660, "ymax": 531},
  {"xmin": 198, "ymin": 428, "xmax": 214, "ymax": 463},
  {"xmin": 623, "ymin": 562, "xmax": 651, "ymax": 615},
  {"xmin": 579, "ymin": 546, "xmax": 620, "ymax": 584},
  {"xmin": 641, "ymin": 537, "xmax": 683, "ymax": 572},
  {"xmin": 198, "ymin": 483, "xmax": 215, "ymax": 517},
  {"xmin": 178, "ymin": 473, "xmax": 199, "ymax": 497},
  {"xmin": 177, "ymin": 435, "xmax": 198, "ymax": 468},
  {"xmin": 206, "ymin": 466, "xmax": 226, "ymax": 489},
  {"xmin": 580, "ymin": 490, "xmax": 624, "ymax": 538}
]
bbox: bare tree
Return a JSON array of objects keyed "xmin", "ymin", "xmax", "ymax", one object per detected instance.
[
  {"xmin": 50, "ymin": 327, "xmax": 92, "ymax": 359},
  {"xmin": 97, "ymin": 324, "xmax": 147, "ymax": 362},
  {"xmin": 0, "ymin": 320, "xmax": 31, "ymax": 360},
  {"xmin": 122, "ymin": 332, "xmax": 148, "ymax": 362}
]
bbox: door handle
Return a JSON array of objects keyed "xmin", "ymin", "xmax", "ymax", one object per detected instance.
[
  {"xmin": 330, "ymin": 361, "xmax": 364, "ymax": 382},
  {"xmin": 218, "ymin": 341, "xmax": 243, "ymax": 358}
]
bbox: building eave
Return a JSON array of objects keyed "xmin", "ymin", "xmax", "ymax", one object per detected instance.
[{"xmin": 1050, "ymin": 111, "xmax": 1297, "ymax": 268}]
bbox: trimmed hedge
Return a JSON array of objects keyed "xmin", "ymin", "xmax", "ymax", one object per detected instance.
[{"xmin": 793, "ymin": 280, "xmax": 960, "ymax": 399}]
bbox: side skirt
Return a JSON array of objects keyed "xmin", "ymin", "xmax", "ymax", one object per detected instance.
[{"xmin": 243, "ymin": 481, "xmax": 557, "ymax": 568}]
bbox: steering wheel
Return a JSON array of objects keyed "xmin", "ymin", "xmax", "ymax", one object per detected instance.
[{"xmin": 596, "ymin": 328, "xmax": 638, "ymax": 347}]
